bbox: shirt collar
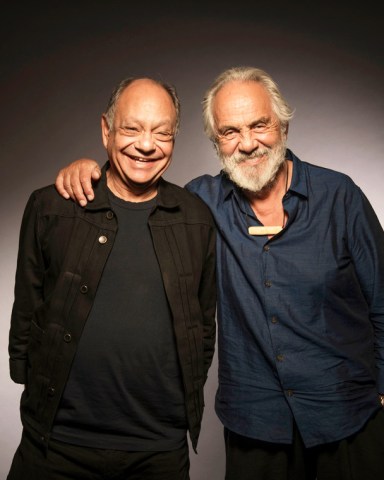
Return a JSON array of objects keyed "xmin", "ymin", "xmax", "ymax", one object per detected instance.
[{"xmin": 286, "ymin": 149, "xmax": 308, "ymax": 199}]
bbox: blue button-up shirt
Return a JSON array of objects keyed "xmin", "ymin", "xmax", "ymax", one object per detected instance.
[{"xmin": 186, "ymin": 149, "xmax": 384, "ymax": 447}]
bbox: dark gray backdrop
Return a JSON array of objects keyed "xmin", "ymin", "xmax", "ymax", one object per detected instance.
[{"xmin": 1, "ymin": 2, "xmax": 382, "ymax": 478}]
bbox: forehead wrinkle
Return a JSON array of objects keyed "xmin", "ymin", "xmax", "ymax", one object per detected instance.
[
  {"xmin": 115, "ymin": 83, "xmax": 176, "ymax": 130},
  {"xmin": 213, "ymin": 80, "xmax": 274, "ymax": 130}
]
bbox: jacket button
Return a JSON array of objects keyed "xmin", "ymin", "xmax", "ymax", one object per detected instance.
[
  {"xmin": 48, "ymin": 386, "xmax": 55, "ymax": 396},
  {"xmin": 98, "ymin": 235, "xmax": 107, "ymax": 244},
  {"xmin": 80, "ymin": 285, "xmax": 88, "ymax": 293},
  {"xmin": 106, "ymin": 211, "xmax": 114, "ymax": 220},
  {"xmin": 63, "ymin": 333, "xmax": 72, "ymax": 342}
]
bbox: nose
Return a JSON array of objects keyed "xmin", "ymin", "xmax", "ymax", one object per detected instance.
[
  {"xmin": 136, "ymin": 131, "xmax": 156, "ymax": 153},
  {"xmin": 238, "ymin": 130, "xmax": 258, "ymax": 154}
]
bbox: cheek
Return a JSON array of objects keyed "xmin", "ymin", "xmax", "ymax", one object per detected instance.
[
  {"xmin": 115, "ymin": 142, "xmax": 138, "ymax": 160},
  {"xmin": 160, "ymin": 144, "xmax": 174, "ymax": 160},
  {"xmin": 104, "ymin": 134, "xmax": 121, "ymax": 153},
  {"xmin": 218, "ymin": 143, "xmax": 236, "ymax": 157},
  {"xmin": 265, "ymin": 131, "xmax": 283, "ymax": 147}
]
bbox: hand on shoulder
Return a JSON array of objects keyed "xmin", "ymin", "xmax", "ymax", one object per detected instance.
[{"xmin": 55, "ymin": 158, "xmax": 101, "ymax": 206}]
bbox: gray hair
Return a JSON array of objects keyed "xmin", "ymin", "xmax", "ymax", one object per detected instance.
[
  {"xmin": 104, "ymin": 76, "xmax": 181, "ymax": 134},
  {"xmin": 202, "ymin": 66, "xmax": 294, "ymax": 142}
]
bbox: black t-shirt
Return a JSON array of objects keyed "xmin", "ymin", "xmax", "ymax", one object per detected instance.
[{"xmin": 52, "ymin": 191, "xmax": 187, "ymax": 451}]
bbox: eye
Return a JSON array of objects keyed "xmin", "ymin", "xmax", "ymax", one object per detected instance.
[
  {"xmin": 220, "ymin": 129, "xmax": 237, "ymax": 140},
  {"xmin": 251, "ymin": 122, "xmax": 269, "ymax": 133},
  {"xmin": 120, "ymin": 126, "xmax": 139, "ymax": 136},
  {"xmin": 153, "ymin": 131, "xmax": 174, "ymax": 142}
]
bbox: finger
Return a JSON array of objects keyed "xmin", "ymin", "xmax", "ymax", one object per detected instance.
[
  {"xmin": 55, "ymin": 170, "xmax": 70, "ymax": 199},
  {"xmin": 62, "ymin": 172, "xmax": 77, "ymax": 202},
  {"xmin": 91, "ymin": 166, "xmax": 102, "ymax": 180},
  {"xmin": 81, "ymin": 166, "xmax": 101, "ymax": 201},
  {"xmin": 70, "ymin": 169, "xmax": 89, "ymax": 207}
]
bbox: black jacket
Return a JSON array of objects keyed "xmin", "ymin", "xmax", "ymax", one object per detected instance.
[{"xmin": 9, "ymin": 163, "xmax": 217, "ymax": 452}]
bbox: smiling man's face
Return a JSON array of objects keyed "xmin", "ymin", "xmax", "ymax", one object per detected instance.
[{"xmin": 102, "ymin": 78, "xmax": 176, "ymax": 201}]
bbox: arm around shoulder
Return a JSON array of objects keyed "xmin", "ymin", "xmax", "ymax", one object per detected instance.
[{"xmin": 55, "ymin": 158, "xmax": 101, "ymax": 206}]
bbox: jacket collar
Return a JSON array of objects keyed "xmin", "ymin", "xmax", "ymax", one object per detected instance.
[{"xmin": 83, "ymin": 161, "xmax": 112, "ymax": 211}]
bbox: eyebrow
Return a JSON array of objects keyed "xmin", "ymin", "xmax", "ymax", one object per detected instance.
[
  {"xmin": 120, "ymin": 118, "xmax": 175, "ymax": 129},
  {"xmin": 218, "ymin": 116, "xmax": 271, "ymax": 132}
]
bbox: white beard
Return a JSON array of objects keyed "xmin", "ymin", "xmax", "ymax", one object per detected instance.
[{"xmin": 219, "ymin": 140, "xmax": 287, "ymax": 194}]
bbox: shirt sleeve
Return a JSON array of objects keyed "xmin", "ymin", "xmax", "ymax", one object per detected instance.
[
  {"xmin": 347, "ymin": 184, "xmax": 384, "ymax": 392},
  {"xmin": 200, "ymin": 221, "xmax": 217, "ymax": 382}
]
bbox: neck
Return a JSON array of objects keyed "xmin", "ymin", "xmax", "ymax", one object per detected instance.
[
  {"xmin": 246, "ymin": 159, "xmax": 292, "ymax": 237},
  {"xmin": 107, "ymin": 170, "xmax": 159, "ymax": 202},
  {"xmin": 245, "ymin": 160, "xmax": 290, "ymax": 212}
]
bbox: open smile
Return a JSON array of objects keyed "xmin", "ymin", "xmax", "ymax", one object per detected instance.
[{"xmin": 131, "ymin": 155, "xmax": 156, "ymax": 163}]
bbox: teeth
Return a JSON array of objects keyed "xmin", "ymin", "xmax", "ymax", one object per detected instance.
[{"xmin": 134, "ymin": 157, "xmax": 151, "ymax": 162}]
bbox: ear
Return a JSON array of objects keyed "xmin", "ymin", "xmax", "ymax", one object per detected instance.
[{"xmin": 101, "ymin": 115, "xmax": 110, "ymax": 149}]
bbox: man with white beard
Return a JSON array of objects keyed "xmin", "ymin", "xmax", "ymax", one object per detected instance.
[{"xmin": 55, "ymin": 66, "xmax": 384, "ymax": 480}]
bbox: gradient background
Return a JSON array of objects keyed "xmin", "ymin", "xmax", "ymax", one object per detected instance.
[{"xmin": 1, "ymin": 2, "xmax": 383, "ymax": 478}]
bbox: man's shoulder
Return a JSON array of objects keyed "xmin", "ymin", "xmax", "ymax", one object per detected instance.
[
  {"xmin": 26, "ymin": 183, "xmax": 59, "ymax": 205},
  {"xmin": 25, "ymin": 183, "xmax": 81, "ymax": 215},
  {"xmin": 185, "ymin": 173, "xmax": 222, "ymax": 192},
  {"xmin": 291, "ymin": 150, "xmax": 358, "ymax": 193},
  {"xmin": 185, "ymin": 172, "xmax": 226, "ymax": 200},
  {"xmin": 159, "ymin": 178, "xmax": 215, "ymax": 220},
  {"xmin": 184, "ymin": 172, "xmax": 228, "ymax": 210},
  {"xmin": 302, "ymin": 160, "xmax": 358, "ymax": 190},
  {"xmin": 29, "ymin": 183, "xmax": 56, "ymax": 195}
]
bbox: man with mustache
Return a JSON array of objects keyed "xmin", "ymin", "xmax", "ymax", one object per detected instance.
[
  {"xmin": 7, "ymin": 77, "xmax": 217, "ymax": 480},
  {"xmin": 54, "ymin": 66, "xmax": 384, "ymax": 479}
]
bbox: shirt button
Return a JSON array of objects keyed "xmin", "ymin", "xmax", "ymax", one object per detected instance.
[
  {"xmin": 263, "ymin": 245, "xmax": 270, "ymax": 252},
  {"xmin": 286, "ymin": 389, "xmax": 294, "ymax": 397},
  {"xmin": 276, "ymin": 354, "xmax": 284, "ymax": 362},
  {"xmin": 271, "ymin": 316, "xmax": 278, "ymax": 324},
  {"xmin": 63, "ymin": 333, "xmax": 72, "ymax": 343},
  {"xmin": 106, "ymin": 211, "xmax": 114, "ymax": 220},
  {"xmin": 80, "ymin": 285, "xmax": 88, "ymax": 294},
  {"xmin": 98, "ymin": 235, "xmax": 108, "ymax": 244},
  {"xmin": 265, "ymin": 281, "xmax": 272, "ymax": 288}
]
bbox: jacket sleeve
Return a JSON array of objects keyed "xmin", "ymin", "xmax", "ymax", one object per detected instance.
[
  {"xmin": 199, "ymin": 222, "xmax": 217, "ymax": 382},
  {"xmin": 9, "ymin": 190, "xmax": 45, "ymax": 384},
  {"xmin": 348, "ymin": 185, "xmax": 384, "ymax": 393}
]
